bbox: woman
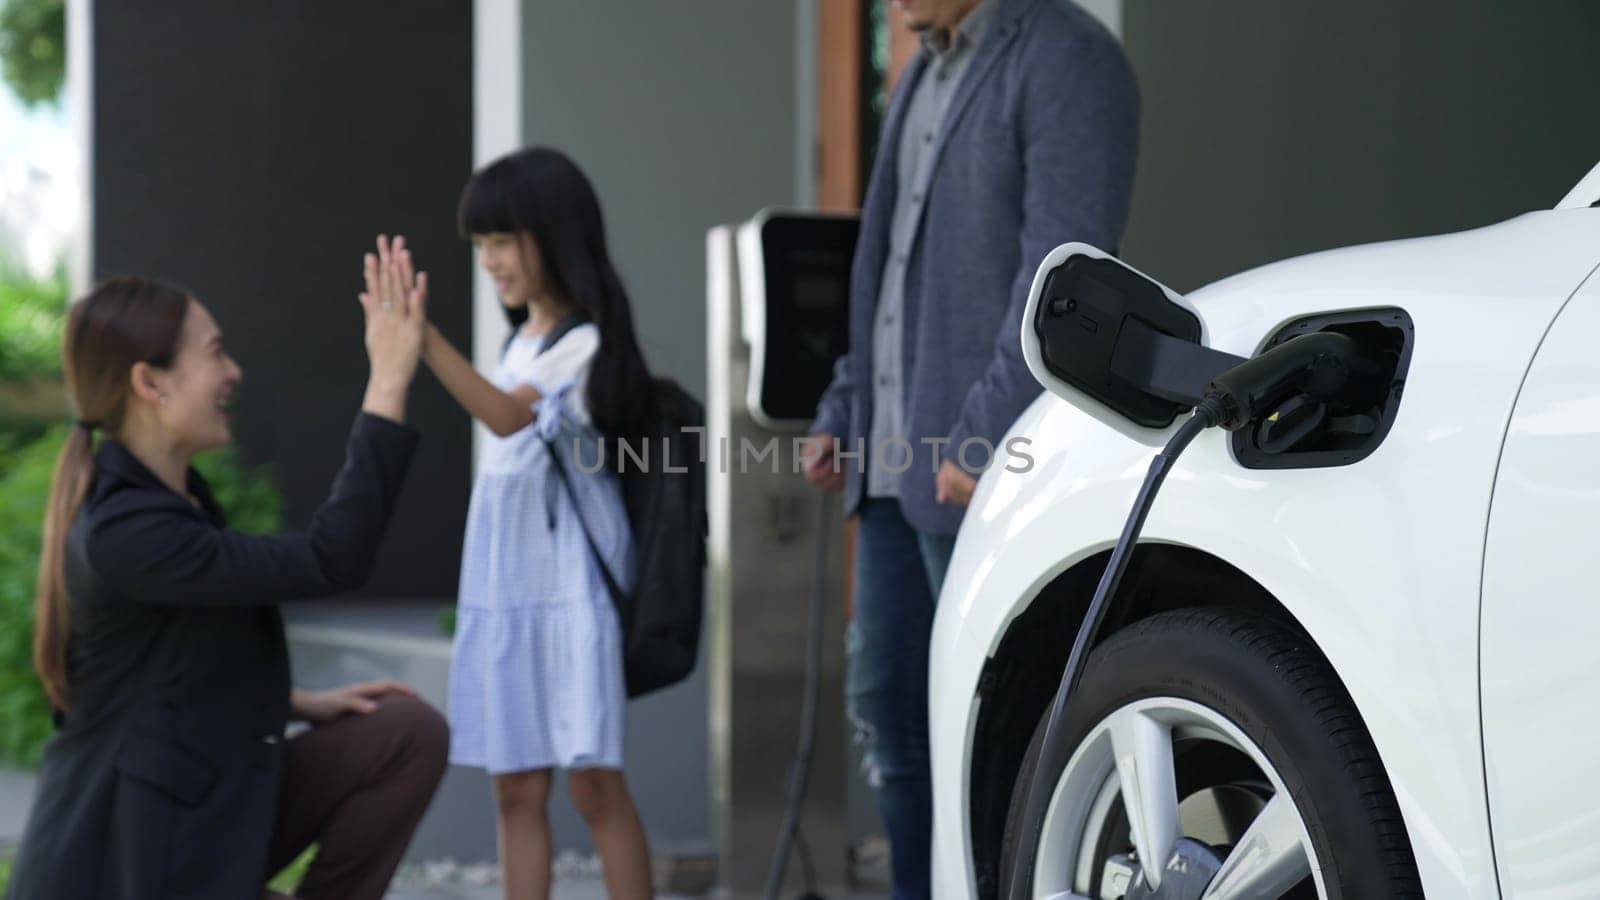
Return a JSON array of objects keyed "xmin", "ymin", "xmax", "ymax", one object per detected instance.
[{"xmin": 6, "ymin": 242, "xmax": 447, "ymax": 900}]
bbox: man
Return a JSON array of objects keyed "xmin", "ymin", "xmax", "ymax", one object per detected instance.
[{"xmin": 803, "ymin": 0, "xmax": 1138, "ymax": 896}]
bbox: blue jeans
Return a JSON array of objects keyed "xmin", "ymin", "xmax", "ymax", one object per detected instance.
[{"xmin": 848, "ymin": 498, "xmax": 958, "ymax": 900}]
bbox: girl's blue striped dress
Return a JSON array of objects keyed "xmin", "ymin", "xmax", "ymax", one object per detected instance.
[{"xmin": 446, "ymin": 322, "xmax": 633, "ymax": 772}]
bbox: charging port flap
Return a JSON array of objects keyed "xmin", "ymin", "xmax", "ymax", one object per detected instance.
[{"xmin": 1022, "ymin": 243, "xmax": 1217, "ymax": 437}]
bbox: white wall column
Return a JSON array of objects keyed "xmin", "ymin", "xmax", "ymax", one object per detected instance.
[
  {"xmin": 1077, "ymin": 0, "xmax": 1123, "ymax": 37},
  {"xmin": 66, "ymin": 0, "xmax": 93, "ymax": 296},
  {"xmin": 471, "ymin": 0, "xmax": 524, "ymax": 466}
]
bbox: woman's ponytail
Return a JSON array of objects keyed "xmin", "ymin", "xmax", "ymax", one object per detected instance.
[{"xmin": 33, "ymin": 426, "xmax": 95, "ymax": 711}]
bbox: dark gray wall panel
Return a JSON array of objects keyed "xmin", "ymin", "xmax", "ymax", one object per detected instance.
[
  {"xmin": 94, "ymin": 0, "xmax": 473, "ymax": 598},
  {"xmin": 1122, "ymin": 0, "xmax": 1600, "ymax": 292}
]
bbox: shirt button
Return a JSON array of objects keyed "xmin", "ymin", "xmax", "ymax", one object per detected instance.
[
  {"xmin": 878, "ymin": 376, "xmax": 890, "ymax": 387},
  {"xmin": 912, "ymin": 191, "xmax": 923, "ymax": 203},
  {"xmin": 924, "ymin": 131, "xmax": 934, "ymax": 143}
]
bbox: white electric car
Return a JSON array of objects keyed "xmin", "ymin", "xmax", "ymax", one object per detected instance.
[{"xmin": 931, "ymin": 164, "xmax": 1600, "ymax": 900}]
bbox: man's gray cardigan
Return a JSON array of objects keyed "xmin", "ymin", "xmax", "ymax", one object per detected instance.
[{"xmin": 811, "ymin": 0, "xmax": 1140, "ymax": 535}]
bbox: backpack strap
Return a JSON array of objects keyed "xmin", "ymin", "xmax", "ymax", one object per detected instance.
[
  {"xmin": 499, "ymin": 303, "xmax": 531, "ymax": 357},
  {"xmin": 541, "ymin": 435, "xmax": 627, "ymax": 611},
  {"xmin": 536, "ymin": 313, "xmax": 590, "ymax": 356},
  {"xmin": 501, "ymin": 312, "xmax": 590, "ymax": 359}
]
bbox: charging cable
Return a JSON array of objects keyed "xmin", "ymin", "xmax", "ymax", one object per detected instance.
[
  {"xmin": 1005, "ymin": 330, "xmax": 1360, "ymax": 899},
  {"xmin": 764, "ymin": 491, "xmax": 834, "ymax": 900}
]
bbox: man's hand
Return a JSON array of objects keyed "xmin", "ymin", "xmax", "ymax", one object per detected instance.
[
  {"xmin": 802, "ymin": 432, "xmax": 846, "ymax": 492},
  {"xmin": 935, "ymin": 459, "xmax": 978, "ymax": 506},
  {"xmin": 291, "ymin": 680, "xmax": 418, "ymax": 724}
]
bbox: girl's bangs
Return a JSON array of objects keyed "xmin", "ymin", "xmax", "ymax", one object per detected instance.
[{"xmin": 457, "ymin": 166, "xmax": 521, "ymax": 237}]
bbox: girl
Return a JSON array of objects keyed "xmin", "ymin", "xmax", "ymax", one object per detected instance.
[{"xmin": 407, "ymin": 147, "xmax": 656, "ymax": 900}]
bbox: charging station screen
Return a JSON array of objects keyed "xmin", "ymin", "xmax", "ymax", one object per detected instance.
[{"xmin": 757, "ymin": 216, "xmax": 858, "ymax": 424}]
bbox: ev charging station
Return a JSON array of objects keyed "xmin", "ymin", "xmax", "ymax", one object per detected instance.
[{"xmin": 705, "ymin": 210, "xmax": 860, "ymax": 895}]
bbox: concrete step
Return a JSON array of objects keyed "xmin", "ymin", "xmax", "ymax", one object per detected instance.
[
  {"xmin": 0, "ymin": 766, "xmax": 37, "ymax": 853},
  {"xmin": 284, "ymin": 602, "xmax": 719, "ymax": 893}
]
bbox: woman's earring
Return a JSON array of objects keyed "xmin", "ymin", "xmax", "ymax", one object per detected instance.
[{"xmin": 159, "ymin": 396, "xmax": 170, "ymax": 406}]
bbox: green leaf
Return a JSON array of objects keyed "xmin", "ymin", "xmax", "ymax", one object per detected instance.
[
  {"xmin": 0, "ymin": 262, "xmax": 68, "ymax": 386},
  {"xmin": 0, "ymin": 0, "xmax": 65, "ymax": 108},
  {"xmin": 266, "ymin": 844, "xmax": 318, "ymax": 893}
]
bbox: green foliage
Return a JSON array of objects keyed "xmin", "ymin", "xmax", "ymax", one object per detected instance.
[
  {"xmin": 0, "ymin": 428, "xmax": 283, "ymax": 767},
  {"xmin": 266, "ymin": 844, "xmax": 317, "ymax": 894},
  {"xmin": 0, "ymin": 426, "xmax": 60, "ymax": 768},
  {"xmin": 0, "ymin": 264, "xmax": 68, "ymax": 385},
  {"xmin": 195, "ymin": 446, "xmax": 283, "ymax": 537},
  {"xmin": 0, "ymin": 0, "xmax": 65, "ymax": 108}
]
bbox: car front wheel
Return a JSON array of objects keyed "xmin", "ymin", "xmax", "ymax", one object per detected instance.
[{"xmin": 1000, "ymin": 608, "xmax": 1421, "ymax": 899}]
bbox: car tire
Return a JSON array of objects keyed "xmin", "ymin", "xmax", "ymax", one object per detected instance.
[{"xmin": 999, "ymin": 607, "xmax": 1422, "ymax": 899}]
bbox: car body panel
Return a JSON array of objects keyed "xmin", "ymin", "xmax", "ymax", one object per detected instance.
[
  {"xmin": 1555, "ymin": 160, "xmax": 1600, "ymax": 210},
  {"xmin": 930, "ymin": 210, "xmax": 1600, "ymax": 898},
  {"xmin": 1481, "ymin": 265, "xmax": 1600, "ymax": 897}
]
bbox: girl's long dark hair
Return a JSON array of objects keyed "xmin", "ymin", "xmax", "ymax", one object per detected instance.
[{"xmin": 458, "ymin": 147, "xmax": 656, "ymax": 439}]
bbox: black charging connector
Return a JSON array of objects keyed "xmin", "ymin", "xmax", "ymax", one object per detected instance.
[
  {"xmin": 1205, "ymin": 331, "xmax": 1360, "ymax": 431},
  {"xmin": 1004, "ymin": 333, "xmax": 1365, "ymax": 899},
  {"xmin": 1232, "ymin": 310, "xmax": 1413, "ymax": 468}
]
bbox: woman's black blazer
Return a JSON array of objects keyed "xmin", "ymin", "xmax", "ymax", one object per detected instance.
[{"xmin": 5, "ymin": 412, "xmax": 418, "ymax": 900}]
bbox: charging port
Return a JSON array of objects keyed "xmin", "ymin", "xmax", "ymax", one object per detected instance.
[{"xmin": 1231, "ymin": 308, "xmax": 1413, "ymax": 469}]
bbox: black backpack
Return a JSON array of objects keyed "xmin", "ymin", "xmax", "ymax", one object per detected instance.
[{"xmin": 534, "ymin": 321, "xmax": 707, "ymax": 698}]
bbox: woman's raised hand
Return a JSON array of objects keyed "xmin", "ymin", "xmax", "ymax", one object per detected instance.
[{"xmin": 358, "ymin": 235, "xmax": 428, "ymax": 422}]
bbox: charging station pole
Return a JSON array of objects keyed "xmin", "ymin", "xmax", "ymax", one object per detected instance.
[{"xmin": 706, "ymin": 224, "xmax": 851, "ymax": 896}]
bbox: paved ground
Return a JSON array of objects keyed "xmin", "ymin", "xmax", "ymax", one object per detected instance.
[
  {"xmin": 388, "ymin": 883, "xmax": 610, "ymax": 899},
  {"xmin": 4, "ymin": 731, "xmax": 871, "ymax": 900},
  {"xmin": 387, "ymin": 886, "xmax": 872, "ymax": 900}
]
